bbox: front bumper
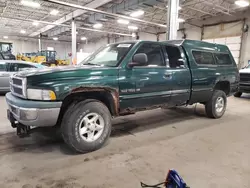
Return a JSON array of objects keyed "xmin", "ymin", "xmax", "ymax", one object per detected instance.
[
  {"xmin": 239, "ymin": 83, "xmax": 250, "ymax": 93},
  {"xmin": 230, "ymin": 83, "xmax": 239, "ymax": 95},
  {"xmin": 6, "ymin": 92, "xmax": 62, "ymax": 127}
]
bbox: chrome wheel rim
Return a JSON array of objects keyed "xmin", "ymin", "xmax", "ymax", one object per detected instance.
[
  {"xmin": 79, "ymin": 112, "xmax": 105, "ymax": 142},
  {"xmin": 215, "ymin": 97, "xmax": 224, "ymax": 113}
]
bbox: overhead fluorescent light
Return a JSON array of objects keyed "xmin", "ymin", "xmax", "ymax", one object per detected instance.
[
  {"xmin": 50, "ymin": 9, "xmax": 59, "ymax": 15},
  {"xmin": 47, "ymin": 47, "xmax": 54, "ymax": 51},
  {"xmin": 178, "ymin": 18, "xmax": 185, "ymax": 22},
  {"xmin": 99, "ymin": 18, "xmax": 108, "ymax": 21},
  {"xmin": 21, "ymin": 0, "xmax": 40, "ymax": 8},
  {"xmin": 130, "ymin": 10, "xmax": 144, "ymax": 17},
  {"xmin": 53, "ymin": 37, "xmax": 58, "ymax": 41},
  {"xmin": 166, "ymin": 6, "xmax": 182, "ymax": 10},
  {"xmin": 117, "ymin": 19, "xmax": 130, "ymax": 25},
  {"xmin": 93, "ymin": 23, "xmax": 103, "ymax": 29},
  {"xmin": 81, "ymin": 37, "xmax": 87, "ymax": 40},
  {"xmin": 3, "ymin": 36, "xmax": 8, "ymax": 39},
  {"xmin": 132, "ymin": 33, "xmax": 136, "ymax": 38},
  {"xmin": 32, "ymin": 21, "xmax": 39, "ymax": 26},
  {"xmin": 128, "ymin": 25, "xmax": 138, "ymax": 30},
  {"xmin": 20, "ymin": 30, "xmax": 26, "ymax": 34},
  {"xmin": 235, "ymin": 0, "xmax": 249, "ymax": 7}
]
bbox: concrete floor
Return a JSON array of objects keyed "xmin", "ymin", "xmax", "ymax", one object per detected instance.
[{"xmin": 0, "ymin": 95, "xmax": 249, "ymax": 188}]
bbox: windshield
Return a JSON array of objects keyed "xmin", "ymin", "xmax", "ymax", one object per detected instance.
[{"xmin": 81, "ymin": 43, "xmax": 133, "ymax": 67}]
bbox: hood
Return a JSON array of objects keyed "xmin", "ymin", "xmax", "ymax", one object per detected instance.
[
  {"xmin": 16, "ymin": 65, "xmax": 118, "ymax": 78},
  {"xmin": 239, "ymin": 68, "xmax": 250, "ymax": 74}
]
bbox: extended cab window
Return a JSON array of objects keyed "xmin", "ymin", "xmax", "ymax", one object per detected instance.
[
  {"xmin": 214, "ymin": 53, "xmax": 232, "ymax": 65},
  {"xmin": 165, "ymin": 46, "xmax": 183, "ymax": 68},
  {"xmin": 136, "ymin": 43, "xmax": 164, "ymax": 66},
  {"xmin": 192, "ymin": 51, "xmax": 215, "ymax": 65}
]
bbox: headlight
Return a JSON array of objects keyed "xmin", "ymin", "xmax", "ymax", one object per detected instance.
[{"xmin": 27, "ymin": 89, "xmax": 57, "ymax": 100}]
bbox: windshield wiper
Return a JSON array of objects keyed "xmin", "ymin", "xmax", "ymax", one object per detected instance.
[{"xmin": 82, "ymin": 63, "xmax": 101, "ymax": 66}]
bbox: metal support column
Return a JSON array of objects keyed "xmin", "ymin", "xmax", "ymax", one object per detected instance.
[
  {"xmin": 107, "ymin": 34, "xmax": 110, "ymax": 44},
  {"xmin": 71, "ymin": 18, "xmax": 77, "ymax": 65},
  {"xmin": 38, "ymin": 33, "xmax": 42, "ymax": 51},
  {"xmin": 166, "ymin": 0, "xmax": 179, "ymax": 40},
  {"xmin": 156, "ymin": 34, "xmax": 160, "ymax": 41},
  {"xmin": 136, "ymin": 32, "xmax": 139, "ymax": 40}
]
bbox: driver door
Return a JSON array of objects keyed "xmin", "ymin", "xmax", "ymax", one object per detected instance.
[{"xmin": 119, "ymin": 42, "xmax": 172, "ymax": 110}]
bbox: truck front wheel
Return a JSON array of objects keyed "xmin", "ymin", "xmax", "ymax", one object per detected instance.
[
  {"xmin": 205, "ymin": 90, "xmax": 227, "ymax": 119},
  {"xmin": 61, "ymin": 100, "xmax": 112, "ymax": 153}
]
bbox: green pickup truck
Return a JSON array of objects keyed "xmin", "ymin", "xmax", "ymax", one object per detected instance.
[{"xmin": 6, "ymin": 40, "xmax": 239, "ymax": 153}]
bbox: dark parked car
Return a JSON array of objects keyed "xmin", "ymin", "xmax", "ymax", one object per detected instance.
[
  {"xmin": 234, "ymin": 64, "xmax": 250, "ymax": 97},
  {"xmin": 6, "ymin": 40, "xmax": 239, "ymax": 153}
]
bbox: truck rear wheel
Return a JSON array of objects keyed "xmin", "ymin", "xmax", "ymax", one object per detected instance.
[
  {"xmin": 205, "ymin": 90, "xmax": 227, "ymax": 119},
  {"xmin": 234, "ymin": 92, "xmax": 242, "ymax": 98},
  {"xmin": 61, "ymin": 100, "xmax": 112, "ymax": 153}
]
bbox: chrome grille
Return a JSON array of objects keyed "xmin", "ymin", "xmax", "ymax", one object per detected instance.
[
  {"xmin": 12, "ymin": 78, "xmax": 22, "ymax": 85},
  {"xmin": 10, "ymin": 76, "xmax": 26, "ymax": 98},
  {"xmin": 240, "ymin": 73, "xmax": 250, "ymax": 82},
  {"xmin": 12, "ymin": 87, "xmax": 23, "ymax": 95}
]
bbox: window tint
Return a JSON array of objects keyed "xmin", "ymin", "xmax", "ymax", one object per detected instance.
[
  {"xmin": 165, "ymin": 46, "xmax": 184, "ymax": 68},
  {"xmin": 192, "ymin": 51, "xmax": 215, "ymax": 65},
  {"xmin": 10, "ymin": 63, "xmax": 35, "ymax": 72},
  {"xmin": 0, "ymin": 62, "xmax": 6, "ymax": 71},
  {"xmin": 136, "ymin": 43, "xmax": 164, "ymax": 66},
  {"xmin": 214, "ymin": 53, "xmax": 232, "ymax": 65}
]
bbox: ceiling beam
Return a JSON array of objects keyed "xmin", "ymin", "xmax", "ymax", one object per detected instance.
[
  {"xmin": 30, "ymin": 0, "xmax": 114, "ymax": 37},
  {"xmin": 44, "ymin": 0, "xmax": 167, "ymax": 28},
  {"xmin": 185, "ymin": 6, "xmax": 215, "ymax": 16},
  {"xmin": 202, "ymin": 1, "xmax": 234, "ymax": 15},
  {"xmin": 2, "ymin": 16, "xmax": 132, "ymax": 37}
]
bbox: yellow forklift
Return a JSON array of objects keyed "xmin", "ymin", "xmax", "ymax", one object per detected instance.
[{"xmin": 17, "ymin": 50, "xmax": 69, "ymax": 66}]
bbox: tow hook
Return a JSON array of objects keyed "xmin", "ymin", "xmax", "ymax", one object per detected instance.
[{"xmin": 16, "ymin": 124, "xmax": 31, "ymax": 138}]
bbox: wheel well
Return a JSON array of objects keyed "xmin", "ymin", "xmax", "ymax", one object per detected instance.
[
  {"xmin": 56, "ymin": 91, "xmax": 118, "ymax": 127},
  {"xmin": 214, "ymin": 81, "xmax": 230, "ymax": 95}
]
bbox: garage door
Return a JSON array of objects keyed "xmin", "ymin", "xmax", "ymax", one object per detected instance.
[
  {"xmin": 202, "ymin": 21, "xmax": 243, "ymax": 65},
  {"xmin": 203, "ymin": 36, "xmax": 241, "ymax": 64}
]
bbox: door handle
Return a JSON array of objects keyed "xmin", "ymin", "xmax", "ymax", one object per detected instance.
[
  {"xmin": 177, "ymin": 81, "xmax": 183, "ymax": 85},
  {"xmin": 164, "ymin": 73, "xmax": 172, "ymax": 79}
]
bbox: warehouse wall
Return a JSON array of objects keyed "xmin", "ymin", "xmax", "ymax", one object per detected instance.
[
  {"xmin": 79, "ymin": 25, "xmax": 202, "ymax": 54},
  {"xmin": 159, "ymin": 24, "xmax": 202, "ymax": 41},
  {"xmin": 1, "ymin": 39, "xmax": 71, "ymax": 60},
  {"xmin": 191, "ymin": 9, "xmax": 250, "ymax": 67},
  {"xmin": 79, "ymin": 32, "xmax": 157, "ymax": 53},
  {"xmin": 79, "ymin": 38, "xmax": 107, "ymax": 53}
]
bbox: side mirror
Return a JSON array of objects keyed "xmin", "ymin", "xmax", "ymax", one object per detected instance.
[{"xmin": 128, "ymin": 53, "xmax": 148, "ymax": 68}]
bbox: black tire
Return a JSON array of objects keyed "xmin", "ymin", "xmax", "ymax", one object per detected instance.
[
  {"xmin": 205, "ymin": 90, "xmax": 227, "ymax": 119},
  {"xmin": 61, "ymin": 100, "xmax": 112, "ymax": 153},
  {"xmin": 234, "ymin": 92, "xmax": 242, "ymax": 98}
]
